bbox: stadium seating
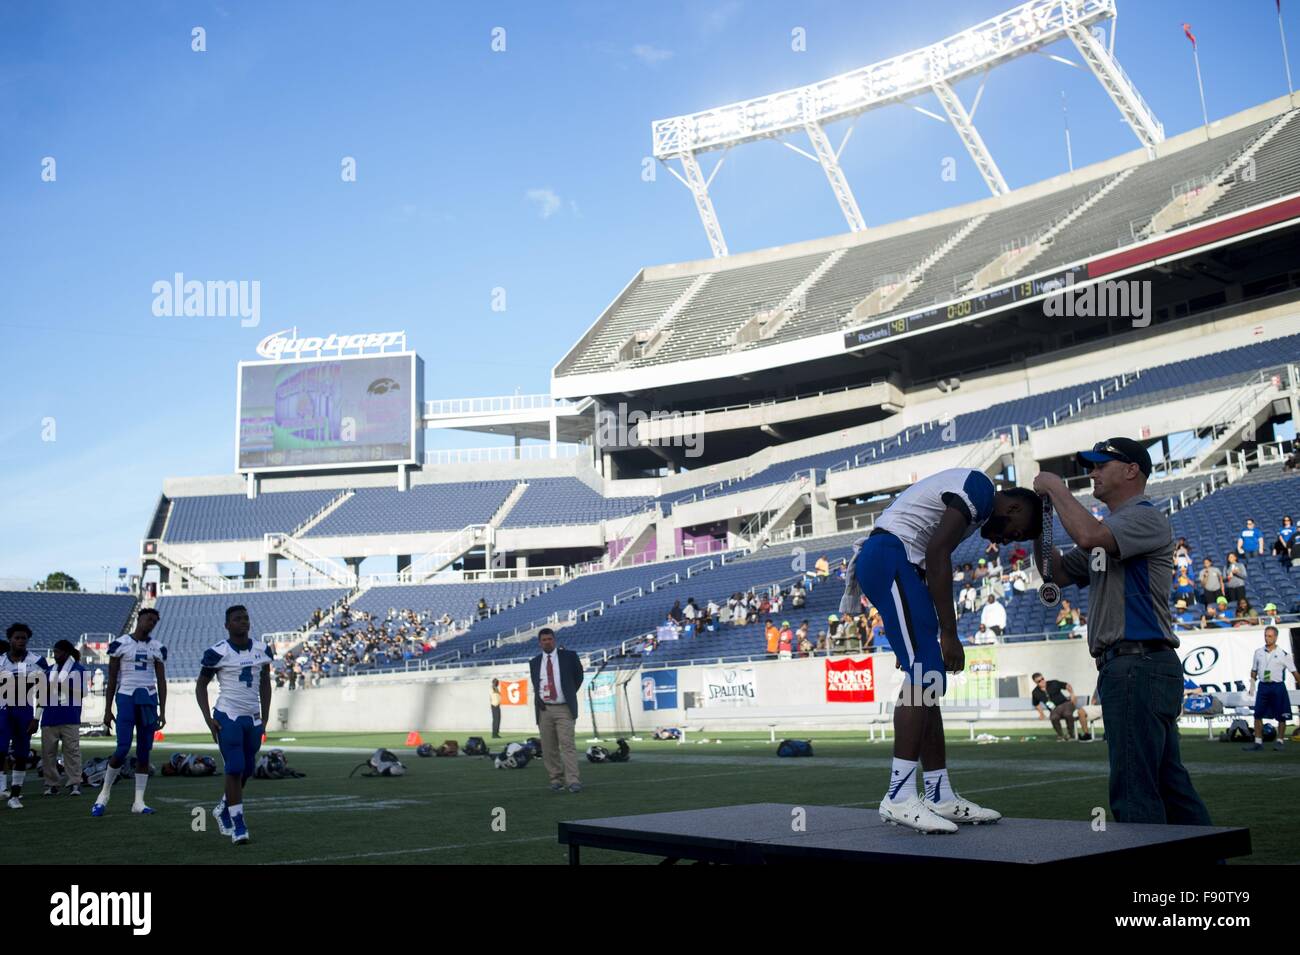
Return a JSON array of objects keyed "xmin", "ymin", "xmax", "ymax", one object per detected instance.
[
  {"xmin": 165, "ymin": 491, "xmax": 339, "ymax": 543},
  {"xmin": 500, "ymin": 478, "xmax": 653, "ymax": 528},
  {"xmin": 304, "ymin": 481, "xmax": 515, "ymax": 537},
  {"xmin": 555, "ymin": 113, "xmax": 1289, "ymax": 377},
  {"xmin": 153, "ymin": 588, "xmax": 349, "ymax": 678},
  {"xmin": 0, "ymin": 591, "xmax": 137, "ymax": 651}
]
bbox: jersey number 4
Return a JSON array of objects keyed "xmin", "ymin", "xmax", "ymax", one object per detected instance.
[{"xmin": 239, "ymin": 665, "xmax": 255, "ymax": 687}]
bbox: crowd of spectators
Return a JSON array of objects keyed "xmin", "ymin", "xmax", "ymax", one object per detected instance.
[
  {"xmin": 1170, "ymin": 515, "xmax": 1297, "ymax": 632},
  {"xmin": 280, "ymin": 600, "xmax": 454, "ymax": 687}
]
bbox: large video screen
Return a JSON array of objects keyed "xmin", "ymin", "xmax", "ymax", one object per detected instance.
[{"xmin": 236, "ymin": 353, "xmax": 421, "ymax": 472}]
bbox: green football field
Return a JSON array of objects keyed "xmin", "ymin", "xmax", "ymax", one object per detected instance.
[{"xmin": 10, "ymin": 729, "xmax": 1298, "ymax": 865}]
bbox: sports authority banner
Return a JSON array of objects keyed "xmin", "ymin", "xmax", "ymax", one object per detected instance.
[
  {"xmin": 587, "ymin": 672, "xmax": 617, "ymax": 715},
  {"xmin": 1178, "ymin": 630, "xmax": 1263, "ymax": 694},
  {"xmin": 700, "ymin": 667, "xmax": 758, "ymax": 706},
  {"xmin": 825, "ymin": 657, "xmax": 875, "ymax": 702},
  {"xmin": 642, "ymin": 669, "xmax": 679, "ymax": 711},
  {"xmin": 497, "ymin": 679, "xmax": 529, "ymax": 706}
]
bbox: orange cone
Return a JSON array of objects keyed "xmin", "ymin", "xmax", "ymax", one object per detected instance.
[
  {"xmin": 153, "ymin": 730, "xmax": 165, "ymax": 742},
  {"xmin": 405, "ymin": 730, "xmax": 423, "ymax": 747},
  {"xmin": 261, "ymin": 733, "xmax": 267, "ymax": 744}
]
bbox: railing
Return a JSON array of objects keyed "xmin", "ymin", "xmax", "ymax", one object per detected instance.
[
  {"xmin": 1161, "ymin": 368, "xmax": 1286, "ymax": 471},
  {"xmin": 400, "ymin": 524, "xmax": 490, "ymax": 582},
  {"xmin": 422, "ymin": 444, "xmax": 584, "ymax": 465},
  {"xmin": 424, "ymin": 394, "xmax": 578, "ymax": 416},
  {"xmin": 836, "ymin": 511, "xmax": 879, "ymax": 533},
  {"xmin": 686, "ymin": 559, "xmax": 715, "ymax": 578},
  {"xmin": 650, "ymin": 573, "xmax": 679, "ymax": 592},
  {"xmin": 570, "ymin": 601, "xmax": 605, "ymax": 623},
  {"xmin": 612, "ymin": 586, "xmax": 644, "ymax": 605}
]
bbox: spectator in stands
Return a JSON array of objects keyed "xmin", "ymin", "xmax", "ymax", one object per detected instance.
[
  {"xmin": 732, "ymin": 599, "xmax": 748, "ymax": 627},
  {"xmin": 1286, "ymin": 449, "xmax": 1300, "ymax": 471},
  {"xmin": 1238, "ymin": 519, "xmax": 1265, "ymax": 558},
  {"xmin": 716, "ymin": 599, "xmax": 732, "ymax": 626},
  {"xmin": 1201, "ymin": 605, "xmax": 1231, "ymax": 629},
  {"xmin": 815, "ymin": 555, "xmax": 830, "ymax": 579},
  {"xmin": 1261, "ymin": 602, "xmax": 1280, "ymax": 626},
  {"xmin": 1232, "ymin": 598, "xmax": 1259, "ymax": 628},
  {"xmin": 1089, "ymin": 504, "xmax": 1104, "ymax": 521},
  {"xmin": 668, "ymin": 600, "xmax": 684, "ymax": 626},
  {"xmin": 1173, "ymin": 600, "xmax": 1199, "ymax": 631},
  {"xmin": 827, "ymin": 614, "xmax": 840, "ymax": 639},
  {"xmin": 778, "ymin": 622, "xmax": 794, "ymax": 660},
  {"xmin": 972, "ymin": 624, "xmax": 995, "ymax": 645},
  {"xmin": 957, "ymin": 581, "xmax": 978, "ymax": 617},
  {"xmin": 1274, "ymin": 517, "xmax": 1294, "ymax": 572},
  {"xmin": 839, "ymin": 613, "xmax": 859, "ymax": 649},
  {"xmin": 41, "ymin": 640, "xmax": 85, "ymax": 796},
  {"xmin": 765, "ymin": 619, "xmax": 779, "ymax": 658},
  {"xmin": 683, "ymin": 598, "xmax": 698, "ymax": 626},
  {"xmin": 770, "ymin": 590, "xmax": 784, "ymax": 616},
  {"xmin": 790, "ymin": 581, "xmax": 806, "ymax": 609},
  {"xmin": 1197, "ymin": 557, "xmax": 1224, "ymax": 608},
  {"xmin": 1224, "ymin": 553, "xmax": 1248, "ymax": 604},
  {"xmin": 799, "ymin": 631, "xmax": 815, "ymax": 657},
  {"xmin": 490, "ymin": 679, "xmax": 502, "ymax": 739},
  {"xmin": 476, "ymin": 598, "xmax": 490, "ymax": 621},
  {"xmin": 1173, "ymin": 537, "xmax": 1192, "ymax": 573},
  {"xmin": 1071, "ymin": 612, "xmax": 1088, "ymax": 641},
  {"xmin": 311, "ymin": 607, "xmax": 322, "ymax": 627},
  {"xmin": 980, "ymin": 596, "xmax": 1006, "ymax": 637},
  {"xmin": 796, "ymin": 620, "xmax": 810, "ymax": 648},
  {"xmin": 1055, "ymin": 599, "xmax": 1076, "ymax": 632},
  {"xmin": 1008, "ymin": 565, "xmax": 1029, "ymax": 598},
  {"xmin": 1174, "ymin": 568, "xmax": 1196, "ymax": 603},
  {"xmin": 706, "ymin": 598, "xmax": 720, "ymax": 622},
  {"xmin": 982, "ymin": 569, "xmax": 1006, "ymax": 602},
  {"xmin": 1030, "ymin": 673, "xmax": 1092, "ymax": 742},
  {"xmin": 973, "ymin": 559, "xmax": 988, "ymax": 582}
]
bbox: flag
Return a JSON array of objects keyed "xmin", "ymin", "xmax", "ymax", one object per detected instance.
[{"xmin": 1183, "ymin": 22, "xmax": 1197, "ymax": 48}]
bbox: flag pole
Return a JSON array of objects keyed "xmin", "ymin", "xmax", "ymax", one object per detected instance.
[
  {"xmin": 1061, "ymin": 91, "xmax": 1074, "ymax": 173},
  {"xmin": 1192, "ymin": 45, "xmax": 1209, "ymax": 130},
  {"xmin": 1281, "ymin": 3, "xmax": 1295, "ymax": 98}
]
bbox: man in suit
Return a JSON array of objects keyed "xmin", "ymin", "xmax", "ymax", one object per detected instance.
[{"xmin": 529, "ymin": 628, "xmax": 584, "ymax": 793}]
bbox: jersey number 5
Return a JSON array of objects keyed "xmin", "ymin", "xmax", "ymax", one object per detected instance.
[{"xmin": 134, "ymin": 653, "xmax": 149, "ymax": 672}]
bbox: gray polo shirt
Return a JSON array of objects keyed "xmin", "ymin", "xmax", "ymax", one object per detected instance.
[{"xmin": 1058, "ymin": 494, "xmax": 1176, "ymax": 657}]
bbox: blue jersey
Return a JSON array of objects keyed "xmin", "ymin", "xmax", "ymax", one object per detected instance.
[
  {"xmin": 201, "ymin": 638, "xmax": 273, "ymax": 721},
  {"xmin": 0, "ymin": 650, "xmax": 48, "ymax": 709},
  {"xmin": 107, "ymin": 634, "xmax": 167, "ymax": 702}
]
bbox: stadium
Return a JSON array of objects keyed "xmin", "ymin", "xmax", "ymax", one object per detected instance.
[{"xmin": 4, "ymin": 0, "xmax": 1299, "ymax": 898}]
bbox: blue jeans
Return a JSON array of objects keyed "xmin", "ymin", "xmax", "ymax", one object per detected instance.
[{"xmin": 1097, "ymin": 648, "xmax": 1212, "ymax": 826}]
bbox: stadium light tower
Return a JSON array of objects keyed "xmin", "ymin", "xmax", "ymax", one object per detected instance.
[{"xmin": 652, "ymin": 0, "xmax": 1163, "ymax": 257}]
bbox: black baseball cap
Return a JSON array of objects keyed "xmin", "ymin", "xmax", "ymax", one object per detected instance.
[{"xmin": 1077, "ymin": 437, "xmax": 1151, "ymax": 477}]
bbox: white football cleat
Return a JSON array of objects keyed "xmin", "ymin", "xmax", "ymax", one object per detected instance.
[
  {"xmin": 931, "ymin": 795, "xmax": 1002, "ymax": 825},
  {"xmin": 7, "ymin": 797, "xmax": 22, "ymax": 810},
  {"xmin": 879, "ymin": 795, "xmax": 958, "ymax": 834}
]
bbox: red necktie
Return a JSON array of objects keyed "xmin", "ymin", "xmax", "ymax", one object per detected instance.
[{"xmin": 546, "ymin": 654, "xmax": 557, "ymax": 701}]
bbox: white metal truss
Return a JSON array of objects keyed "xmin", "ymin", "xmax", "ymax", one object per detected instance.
[
  {"xmin": 803, "ymin": 121, "xmax": 867, "ymax": 232},
  {"xmin": 651, "ymin": 0, "xmax": 1161, "ymax": 254},
  {"xmin": 931, "ymin": 78, "xmax": 1009, "ymax": 196},
  {"xmin": 1064, "ymin": 16, "xmax": 1163, "ymax": 152},
  {"xmin": 663, "ymin": 151, "xmax": 729, "ymax": 258}
]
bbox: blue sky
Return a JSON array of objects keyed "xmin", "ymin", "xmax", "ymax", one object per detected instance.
[{"xmin": 1, "ymin": 0, "xmax": 1295, "ymax": 587}]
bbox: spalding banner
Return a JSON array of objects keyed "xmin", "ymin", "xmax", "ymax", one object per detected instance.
[
  {"xmin": 700, "ymin": 667, "xmax": 758, "ymax": 706},
  {"xmin": 825, "ymin": 657, "xmax": 875, "ymax": 703}
]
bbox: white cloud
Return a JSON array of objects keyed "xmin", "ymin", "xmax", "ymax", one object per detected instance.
[
  {"xmin": 525, "ymin": 188, "xmax": 563, "ymax": 219},
  {"xmin": 632, "ymin": 43, "xmax": 673, "ymax": 66},
  {"xmin": 696, "ymin": 0, "xmax": 742, "ymax": 37}
]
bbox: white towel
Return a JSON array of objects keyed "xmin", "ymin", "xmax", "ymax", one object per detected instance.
[{"xmin": 838, "ymin": 535, "xmax": 868, "ymax": 617}]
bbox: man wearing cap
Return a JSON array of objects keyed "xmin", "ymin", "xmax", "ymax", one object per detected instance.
[
  {"xmin": 41, "ymin": 640, "xmax": 86, "ymax": 796},
  {"xmin": 1172, "ymin": 600, "xmax": 1198, "ymax": 632},
  {"xmin": 1243, "ymin": 626, "xmax": 1298, "ymax": 751},
  {"xmin": 1034, "ymin": 438, "xmax": 1212, "ymax": 827}
]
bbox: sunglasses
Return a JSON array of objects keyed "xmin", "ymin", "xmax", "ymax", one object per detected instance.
[{"xmin": 1089, "ymin": 441, "xmax": 1136, "ymax": 466}]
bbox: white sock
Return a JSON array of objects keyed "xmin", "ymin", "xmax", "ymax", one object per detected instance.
[
  {"xmin": 216, "ymin": 794, "xmax": 227, "ymax": 812},
  {"xmin": 11, "ymin": 770, "xmax": 24, "ymax": 790},
  {"xmin": 133, "ymin": 773, "xmax": 148, "ymax": 806},
  {"xmin": 923, "ymin": 768, "xmax": 951, "ymax": 803},
  {"xmin": 230, "ymin": 803, "xmax": 244, "ymax": 822},
  {"xmin": 1255, "ymin": 735, "xmax": 1263, "ymax": 744},
  {"xmin": 98, "ymin": 766, "xmax": 121, "ymax": 804},
  {"xmin": 886, "ymin": 758, "xmax": 918, "ymax": 803}
]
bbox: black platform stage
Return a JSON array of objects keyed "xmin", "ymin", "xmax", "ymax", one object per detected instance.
[{"xmin": 558, "ymin": 803, "xmax": 1251, "ymax": 865}]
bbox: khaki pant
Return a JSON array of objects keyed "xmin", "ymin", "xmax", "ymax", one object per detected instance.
[
  {"xmin": 42, "ymin": 724, "xmax": 81, "ymax": 787},
  {"xmin": 538, "ymin": 704, "xmax": 580, "ymax": 786}
]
